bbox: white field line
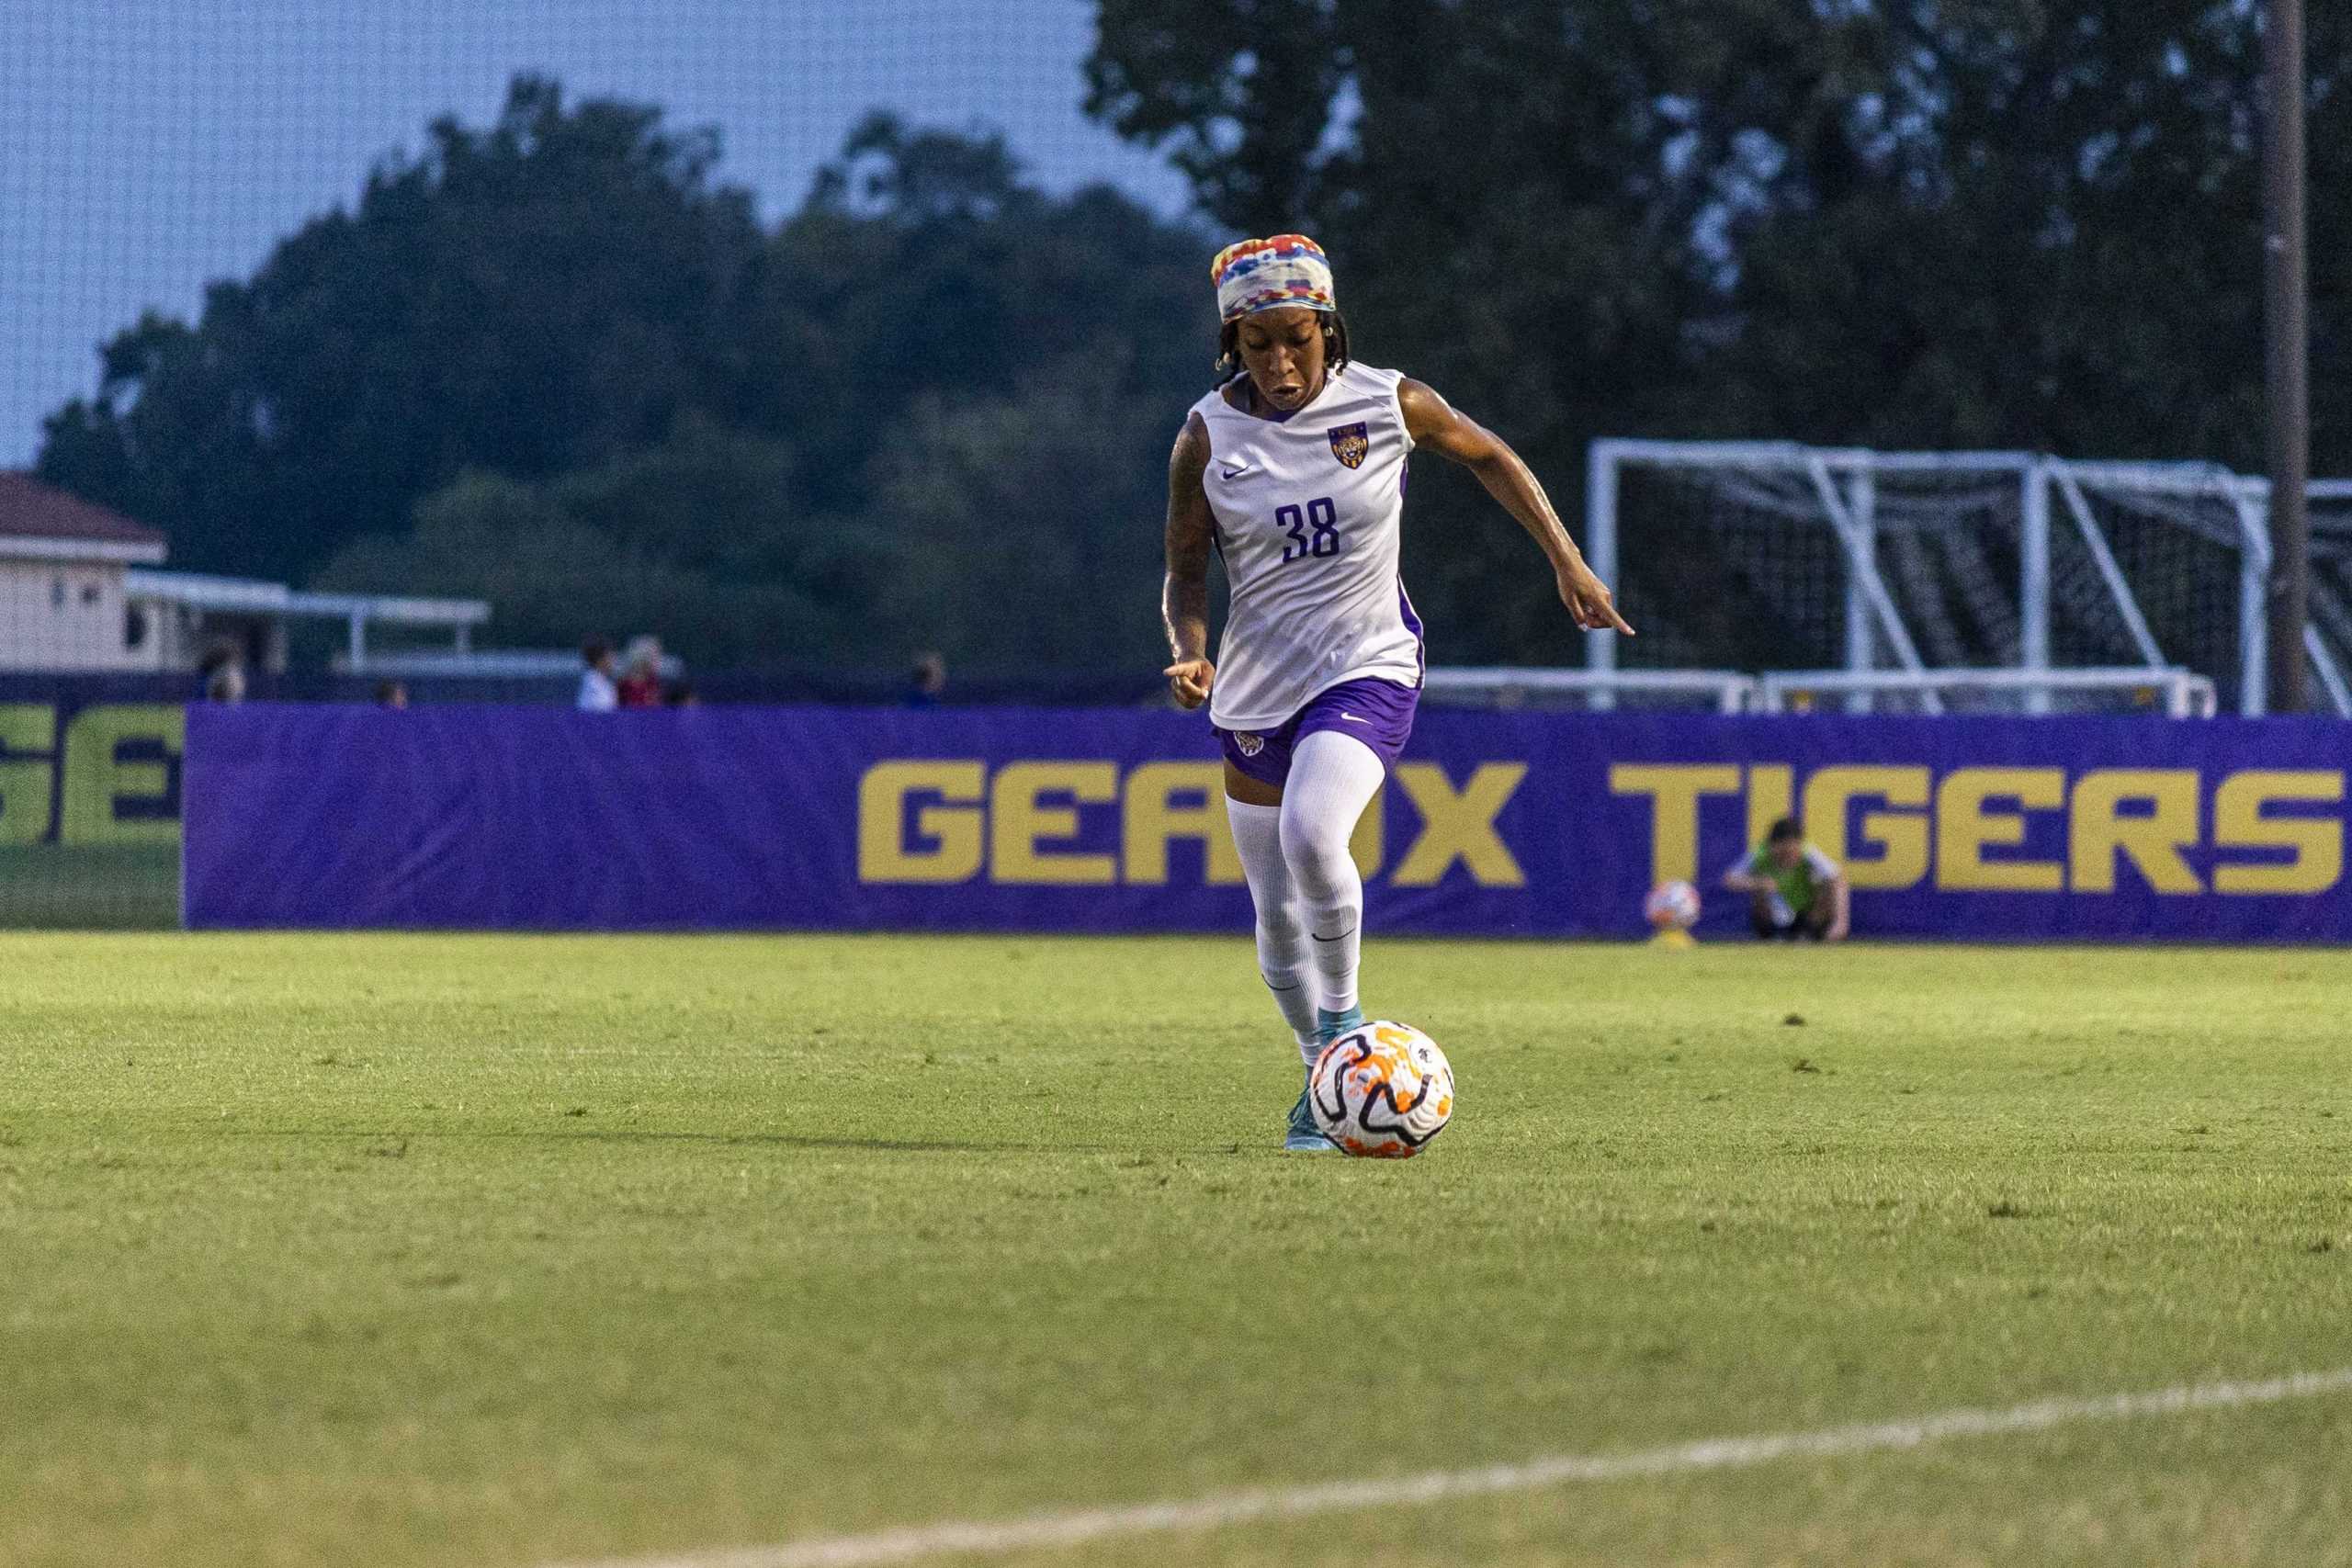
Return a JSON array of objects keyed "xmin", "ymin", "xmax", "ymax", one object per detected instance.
[{"xmin": 552, "ymin": 1367, "xmax": 2352, "ymax": 1568}]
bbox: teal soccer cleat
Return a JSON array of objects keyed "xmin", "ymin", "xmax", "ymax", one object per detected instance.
[
  {"xmin": 1287, "ymin": 1010, "xmax": 1364, "ymax": 1150},
  {"xmin": 1284, "ymin": 1086, "xmax": 1339, "ymax": 1153}
]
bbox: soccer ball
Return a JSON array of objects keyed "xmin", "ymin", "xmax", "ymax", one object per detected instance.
[
  {"xmin": 1644, "ymin": 878, "xmax": 1702, "ymax": 931},
  {"xmin": 1308, "ymin": 1021, "xmax": 1454, "ymax": 1158}
]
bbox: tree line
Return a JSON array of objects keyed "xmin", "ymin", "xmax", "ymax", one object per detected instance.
[
  {"xmin": 39, "ymin": 79, "xmax": 1204, "ymax": 673},
  {"xmin": 37, "ymin": 2, "xmax": 2350, "ymax": 673}
]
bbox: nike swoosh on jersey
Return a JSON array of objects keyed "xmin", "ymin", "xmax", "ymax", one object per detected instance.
[{"xmin": 1220, "ymin": 463, "xmax": 1256, "ymax": 479}]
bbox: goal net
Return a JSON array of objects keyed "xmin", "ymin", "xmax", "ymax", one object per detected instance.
[
  {"xmin": 2041, "ymin": 462, "xmax": 2260, "ymax": 714},
  {"xmin": 2311, "ymin": 482, "xmax": 2352, "ymax": 716},
  {"xmin": 1589, "ymin": 442, "xmax": 2304, "ymax": 716}
]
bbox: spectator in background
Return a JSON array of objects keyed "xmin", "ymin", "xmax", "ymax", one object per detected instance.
[
  {"xmin": 1723, "ymin": 817, "xmax": 1849, "ymax": 942},
  {"xmin": 198, "ymin": 642, "xmax": 246, "ymax": 704},
  {"xmin": 662, "ymin": 683, "xmax": 699, "ymax": 707},
  {"xmin": 617, "ymin": 636, "xmax": 665, "ymax": 707},
  {"xmin": 578, "ymin": 637, "xmax": 619, "ymax": 711},
  {"xmin": 906, "ymin": 651, "xmax": 947, "ymax": 707},
  {"xmin": 374, "ymin": 681, "xmax": 408, "ymax": 709}
]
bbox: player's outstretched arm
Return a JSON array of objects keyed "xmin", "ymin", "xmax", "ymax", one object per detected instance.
[
  {"xmin": 1161, "ymin": 412, "xmax": 1216, "ymax": 710},
  {"xmin": 1397, "ymin": 378, "xmax": 1633, "ymax": 636}
]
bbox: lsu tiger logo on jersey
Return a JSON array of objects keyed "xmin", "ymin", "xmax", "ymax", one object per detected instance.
[{"xmin": 1328, "ymin": 423, "xmax": 1369, "ymax": 469}]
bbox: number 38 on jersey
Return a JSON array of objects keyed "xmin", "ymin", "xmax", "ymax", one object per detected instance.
[{"xmin": 1276, "ymin": 497, "xmax": 1341, "ymax": 564}]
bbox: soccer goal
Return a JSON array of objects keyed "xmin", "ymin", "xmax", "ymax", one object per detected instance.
[
  {"xmin": 2310, "ymin": 480, "xmax": 2352, "ymax": 716},
  {"xmin": 1586, "ymin": 440, "xmax": 2352, "ymax": 716},
  {"xmin": 1420, "ymin": 665, "xmax": 1757, "ymax": 713}
]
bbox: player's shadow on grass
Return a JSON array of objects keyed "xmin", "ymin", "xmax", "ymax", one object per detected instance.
[
  {"xmin": 633, "ymin": 1131, "xmax": 1260, "ymax": 1156},
  {"xmin": 519, "ymin": 1128, "xmax": 1119, "ymax": 1155},
  {"xmin": 733, "ymin": 1133, "xmax": 1102, "ymax": 1155},
  {"xmin": 253, "ymin": 1127, "xmax": 1256, "ymax": 1156}
]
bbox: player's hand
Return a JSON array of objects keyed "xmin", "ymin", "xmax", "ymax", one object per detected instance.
[
  {"xmin": 1557, "ymin": 561, "xmax": 1634, "ymax": 635},
  {"xmin": 1164, "ymin": 657, "xmax": 1215, "ymax": 710}
]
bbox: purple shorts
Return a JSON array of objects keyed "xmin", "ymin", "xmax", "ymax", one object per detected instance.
[{"xmin": 1215, "ymin": 677, "xmax": 1419, "ymax": 789}]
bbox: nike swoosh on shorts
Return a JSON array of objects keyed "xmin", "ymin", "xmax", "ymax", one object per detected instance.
[{"xmin": 1339, "ymin": 713, "xmax": 1369, "ymax": 723}]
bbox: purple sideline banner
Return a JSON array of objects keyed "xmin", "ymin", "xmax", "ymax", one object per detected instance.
[{"xmin": 184, "ymin": 703, "xmax": 2351, "ymax": 940}]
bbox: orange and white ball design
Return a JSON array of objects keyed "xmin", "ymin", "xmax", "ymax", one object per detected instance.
[
  {"xmin": 1307, "ymin": 1021, "xmax": 1454, "ymax": 1158},
  {"xmin": 1644, "ymin": 879, "xmax": 1702, "ymax": 931}
]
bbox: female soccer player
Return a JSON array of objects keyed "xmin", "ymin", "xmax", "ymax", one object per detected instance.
[{"xmin": 1161, "ymin": 233, "xmax": 1634, "ymax": 1151}]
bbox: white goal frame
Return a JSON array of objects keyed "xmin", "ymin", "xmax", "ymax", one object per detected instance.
[
  {"xmin": 1587, "ymin": 440, "xmax": 2352, "ymax": 716},
  {"xmin": 2310, "ymin": 479, "xmax": 2352, "ymax": 716},
  {"xmin": 1421, "ymin": 666, "xmax": 1757, "ymax": 713},
  {"xmin": 1757, "ymin": 666, "xmax": 2218, "ymax": 719},
  {"xmin": 1420, "ymin": 665, "xmax": 2217, "ymax": 716}
]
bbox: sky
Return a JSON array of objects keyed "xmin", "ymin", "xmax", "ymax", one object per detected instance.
[{"xmin": 0, "ymin": 0, "xmax": 1193, "ymax": 466}]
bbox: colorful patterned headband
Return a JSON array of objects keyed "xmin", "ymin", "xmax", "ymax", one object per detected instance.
[{"xmin": 1211, "ymin": 234, "xmax": 1336, "ymax": 323}]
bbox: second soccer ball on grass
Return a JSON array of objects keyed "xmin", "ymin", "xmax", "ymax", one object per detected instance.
[
  {"xmin": 1645, "ymin": 879, "xmax": 1702, "ymax": 931},
  {"xmin": 1308, "ymin": 1021, "xmax": 1454, "ymax": 1158}
]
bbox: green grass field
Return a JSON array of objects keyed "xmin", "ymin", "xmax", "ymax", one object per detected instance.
[{"xmin": 5, "ymin": 932, "xmax": 2350, "ymax": 1568}]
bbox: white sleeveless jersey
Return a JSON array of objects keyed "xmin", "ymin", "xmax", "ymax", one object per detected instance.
[{"xmin": 1193, "ymin": 361, "xmax": 1425, "ymax": 731}]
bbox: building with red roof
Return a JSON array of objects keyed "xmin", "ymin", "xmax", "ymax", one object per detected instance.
[
  {"xmin": 0, "ymin": 471, "xmax": 168, "ymax": 671},
  {"xmin": 0, "ymin": 472, "xmax": 487, "ymax": 675}
]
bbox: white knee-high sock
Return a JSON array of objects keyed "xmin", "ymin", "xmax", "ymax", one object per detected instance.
[
  {"xmin": 1227, "ymin": 797, "xmax": 1319, "ymax": 1067},
  {"xmin": 1280, "ymin": 729, "xmax": 1387, "ymax": 1019}
]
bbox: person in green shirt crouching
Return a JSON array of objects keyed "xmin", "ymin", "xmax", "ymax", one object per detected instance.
[{"xmin": 1722, "ymin": 817, "xmax": 1850, "ymax": 942}]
